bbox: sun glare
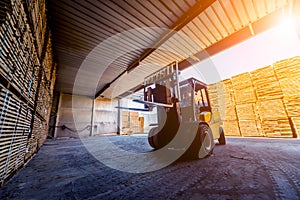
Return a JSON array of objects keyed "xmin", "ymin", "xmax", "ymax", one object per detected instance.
[{"xmin": 279, "ymin": 16, "xmax": 296, "ymax": 32}]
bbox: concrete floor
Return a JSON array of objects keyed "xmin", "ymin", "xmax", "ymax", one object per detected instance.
[{"xmin": 0, "ymin": 135, "xmax": 300, "ymax": 200}]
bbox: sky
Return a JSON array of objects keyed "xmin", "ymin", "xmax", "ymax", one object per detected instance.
[{"xmin": 181, "ymin": 19, "xmax": 300, "ymax": 84}]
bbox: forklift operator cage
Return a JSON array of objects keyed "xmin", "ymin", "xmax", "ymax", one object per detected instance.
[{"xmin": 142, "ymin": 62, "xmax": 211, "ymax": 122}]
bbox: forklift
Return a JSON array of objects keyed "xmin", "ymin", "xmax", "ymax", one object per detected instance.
[{"xmin": 121, "ymin": 61, "xmax": 225, "ymax": 159}]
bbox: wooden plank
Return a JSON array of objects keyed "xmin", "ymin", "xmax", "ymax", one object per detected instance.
[
  {"xmin": 251, "ymin": 65, "xmax": 283, "ymax": 100},
  {"xmin": 257, "ymin": 99, "xmax": 287, "ymax": 120},
  {"xmin": 261, "ymin": 118, "xmax": 293, "ymax": 138},
  {"xmin": 238, "ymin": 120, "xmax": 263, "ymax": 137},
  {"xmin": 236, "ymin": 103, "xmax": 259, "ymax": 120},
  {"xmin": 231, "ymin": 72, "xmax": 253, "ymax": 90},
  {"xmin": 283, "ymin": 95, "xmax": 300, "ymax": 117},
  {"xmin": 291, "ymin": 117, "xmax": 300, "ymax": 138},
  {"xmin": 223, "ymin": 120, "xmax": 240, "ymax": 136},
  {"xmin": 234, "ymin": 86, "xmax": 257, "ymax": 105}
]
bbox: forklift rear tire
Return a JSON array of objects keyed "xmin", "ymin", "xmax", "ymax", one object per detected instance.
[
  {"xmin": 218, "ymin": 127, "xmax": 226, "ymax": 145},
  {"xmin": 186, "ymin": 124, "xmax": 214, "ymax": 159}
]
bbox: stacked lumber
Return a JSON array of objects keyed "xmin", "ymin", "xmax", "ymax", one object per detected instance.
[
  {"xmin": 256, "ymin": 99, "xmax": 292, "ymax": 137},
  {"xmin": 221, "ymin": 79, "xmax": 235, "ymax": 108},
  {"xmin": 231, "ymin": 73, "xmax": 253, "ymax": 90},
  {"xmin": 121, "ymin": 110, "xmax": 130, "ymax": 134},
  {"xmin": 221, "ymin": 79, "xmax": 240, "ymax": 136},
  {"xmin": 274, "ymin": 57, "xmax": 300, "ymax": 106},
  {"xmin": 236, "ymin": 103, "xmax": 258, "ymax": 120},
  {"xmin": 235, "ymin": 103, "xmax": 263, "ymax": 137},
  {"xmin": 0, "ymin": 85, "xmax": 32, "ymax": 183},
  {"xmin": 0, "ymin": 0, "xmax": 12, "ymax": 22},
  {"xmin": 130, "ymin": 112, "xmax": 141, "ymax": 133},
  {"xmin": 290, "ymin": 117, "xmax": 300, "ymax": 137},
  {"xmin": 251, "ymin": 66, "xmax": 283, "ymax": 100},
  {"xmin": 25, "ymin": 137, "xmax": 38, "ymax": 161},
  {"xmin": 0, "ymin": 134, "xmax": 27, "ymax": 181},
  {"xmin": 207, "ymin": 83, "xmax": 219, "ymax": 109},
  {"xmin": 283, "ymin": 96, "xmax": 300, "ymax": 118},
  {"xmin": 251, "ymin": 65, "xmax": 293, "ymax": 137},
  {"xmin": 257, "ymin": 99, "xmax": 287, "ymax": 119},
  {"xmin": 25, "ymin": 116, "xmax": 48, "ymax": 160},
  {"xmin": 274, "ymin": 57, "xmax": 300, "ymax": 137},
  {"xmin": 121, "ymin": 111, "xmax": 141, "ymax": 134},
  {"xmin": 208, "ymin": 79, "xmax": 235, "ymax": 135},
  {"xmin": 0, "ymin": 3, "xmax": 39, "ymax": 105},
  {"xmin": 231, "ymin": 72, "xmax": 257, "ymax": 104},
  {"xmin": 261, "ymin": 118, "xmax": 293, "ymax": 137},
  {"xmin": 208, "ymin": 56, "xmax": 300, "ymax": 138},
  {"xmin": 231, "ymin": 72, "xmax": 262, "ymax": 136},
  {"xmin": 27, "ymin": 0, "xmax": 47, "ymax": 56},
  {"xmin": 238, "ymin": 120, "xmax": 262, "ymax": 137},
  {"xmin": 0, "ymin": 0, "xmax": 55, "ymax": 184},
  {"xmin": 42, "ymin": 36, "xmax": 54, "ymax": 81},
  {"xmin": 222, "ymin": 120, "xmax": 240, "ymax": 136},
  {"xmin": 274, "ymin": 56, "xmax": 300, "ymax": 96},
  {"xmin": 207, "ymin": 82, "xmax": 225, "ymax": 120},
  {"xmin": 36, "ymin": 70, "xmax": 52, "ymax": 120}
]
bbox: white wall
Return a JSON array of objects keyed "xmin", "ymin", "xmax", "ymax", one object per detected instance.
[{"xmin": 55, "ymin": 93, "xmax": 118, "ymax": 138}]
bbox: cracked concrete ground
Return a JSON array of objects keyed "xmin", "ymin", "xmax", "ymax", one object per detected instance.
[{"xmin": 0, "ymin": 135, "xmax": 299, "ymax": 200}]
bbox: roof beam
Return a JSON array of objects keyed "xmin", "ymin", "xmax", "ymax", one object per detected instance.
[
  {"xmin": 117, "ymin": 6, "xmax": 289, "ymax": 99},
  {"xmin": 178, "ymin": 6, "xmax": 286, "ymax": 70},
  {"xmin": 95, "ymin": 0, "xmax": 216, "ymax": 98}
]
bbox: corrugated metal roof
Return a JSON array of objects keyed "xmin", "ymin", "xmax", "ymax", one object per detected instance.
[
  {"xmin": 48, "ymin": 0, "xmax": 293, "ymax": 98},
  {"xmin": 49, "ymin": 0, "xmax": 206, "ymax": 96}
]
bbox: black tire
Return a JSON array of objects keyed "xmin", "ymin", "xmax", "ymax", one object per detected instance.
[
  {"xmin": 218, "ymin": 127, "xmax": 226, "ymax": 145},
  {"xmin": 148, "ymin": 127, "xmax": 159, "ymax": 149},
  {"xmin": 186, "ymin": 124, "xmax": 214, "ymax": 159}
]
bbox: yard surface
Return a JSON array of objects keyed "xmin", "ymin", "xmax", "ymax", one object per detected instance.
[{"xmin": 0, "ymin": 135, "xmax": 300, "ymax": 200}]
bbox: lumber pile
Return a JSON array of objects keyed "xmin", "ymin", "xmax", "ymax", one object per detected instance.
[
  {"xmin": 250, "ymin": 64, "xmax": 293, "ymax": 137},
  {"xmin": 283, "ymin": 96, "xmax": 300, "ymax": 118},
  {"xmin": 251, "ymin": 66, "xmax": 283, "ymax": 100},
  {"xmin": 290, "ymin": 117, "xmax": 300, "ymax": 137},
  {"xmin": 261, "ymin": 118, "xmax": 293, "ymax": 137},
  {"xmin": 231, "ymin": 72, "xmax": 257, "ymax": 104},
  {"xmin": 207, "ymin": 56, "xmax": 300, "ymax": 138},
  {"xmin": 208, "ymin": 79, "xmax": 241, "ymax": 136},
  {"xmin": 256, "ymin": 99, "xmax": 292, "ymax": 137},
  {"xmin": 121, "ymin": 111, "xmax": 142, "ymax": 134},
  {"xmin": 274, "ymin": 57, "xmax": 300, "ymax": 137},
  {"xmin": 235, "ymin": 103, "xmax": 262, "ymax": 137},
  {"xmin": 207, "ymin": 82, "xmax": 225, "ymax": 120},
  {"xmin": 0, "ymin": 85, "xmax": 31, "ymax": 182},
  {"xmin": 222, "ymin": 120, "xmax": 240, "ymax": 136},
  {"xmin": 256, "ymin": 99, "xmax": 287, "ymax": 119},
  {"xmin": 0, "ymin": 0, "xmax": 55, "ymax": 184},
  {"xmin": 274, "ymin": 56, "xmax": 300, "ymax": 97},
  {"xmin": 231, "ymin": 72, "xmax": 262, "ymax": 136}
]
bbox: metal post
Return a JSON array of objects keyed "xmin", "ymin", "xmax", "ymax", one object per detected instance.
[
  {"xmin": 54, "ymin": 92, "xmax": 62, "ymax": 138},
  {"xmin": 117, "ymin": 99, "xmax": 121, "ymax": 135},
  {"xmin": 90, "ymin": 98, "xmax": 95, "ymax": 136}
]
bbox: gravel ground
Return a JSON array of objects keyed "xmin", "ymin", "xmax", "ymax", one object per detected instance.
[{"xmin": 0, "ymin": 135, "xmax": 299, "ymax": 200}]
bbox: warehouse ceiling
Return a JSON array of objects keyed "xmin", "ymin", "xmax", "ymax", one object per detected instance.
[{"xmin": 48, "ymin": 0, "xmax": 295, "ymax": 99}]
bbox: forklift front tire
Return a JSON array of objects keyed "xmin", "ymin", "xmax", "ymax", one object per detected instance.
[{"xmin": 186, "ymin": 123, "xmax": 214, "ymax": 159}]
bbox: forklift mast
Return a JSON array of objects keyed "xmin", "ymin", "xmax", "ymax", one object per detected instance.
[{"xmin": 143, "ymin": 61, "xmax": 181, "ymax": 108}]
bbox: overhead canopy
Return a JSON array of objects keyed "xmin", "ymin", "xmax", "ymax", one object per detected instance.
[{"xmin": 48, "ymin": 0, "xmax": 297, "ymax": 99}]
